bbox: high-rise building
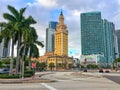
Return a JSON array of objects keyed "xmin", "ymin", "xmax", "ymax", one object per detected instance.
[
  {"xmin": 46, "ymin": 21, "xmax": 58, "ymax": 52},
  {"xmin": 81, "ymin": 12, "xmax": 115, "ymax": 66},
  {"xmin": 55, "ymin": 11, "xmax": 68, "ymax": 56},
  {"xmin": 102, "ymin": 20, "xmax": 115, "ymax": 65},
  {"xmin": 115, "ymin": 30, "xmax": 120, "ymax": 57},
  {"xmin": 81, "ymin": 12, "xmax": 103, "ymax": 55}
]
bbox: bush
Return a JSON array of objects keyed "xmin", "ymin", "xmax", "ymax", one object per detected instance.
[
  {"xmin": 24, "ymin": 74, "xmax": 33, "ymax": 77},
  {"xmin": 0, "ymin": 73, "xmax": 33, "ymax": 79},
  {"xmin": 0, "ymin": 74, "xmax": 19, "ymax": 79},
  {"xmin": 0, "ymin": 70, "xmax": 35, "ymax": 79},
  {"xmin": 87, "ymin": 64, "xmax": 98, "ymax": 69},
  {"xmin": 24, "ymin": 70, "xmax": 35, "ymax": 76}
]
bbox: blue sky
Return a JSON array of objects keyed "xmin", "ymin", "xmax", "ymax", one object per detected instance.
[{"xmin": 0, "ymin": 0, "xmax": 120, "ymax": 58}]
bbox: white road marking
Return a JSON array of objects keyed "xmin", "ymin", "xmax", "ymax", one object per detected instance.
[{"xmin": 41, "ymin": 83, "xmax": 57, "ymax": 90}]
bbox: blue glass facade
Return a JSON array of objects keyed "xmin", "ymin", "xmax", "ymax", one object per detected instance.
[
  {"xmin": 102, "ymin": 20, "xmax": 115, "ymax": 66},
  {"xmin": 81, "ymin": 12, "xmax": 115, "ymax": 66},
  {"xmin": 49, "ymin": 21, "xmax": 58, "ymax": 29},
  {"xmin": 81, "ymin": 12, "xmax": 104, "ymax": 55},
  {"xmin": 115, "ymin": 30, "xmax": 120, "ymax": 57},
  {"xmin": 46, "ymin": 21, "xmax": 58, "ymax": 52}
]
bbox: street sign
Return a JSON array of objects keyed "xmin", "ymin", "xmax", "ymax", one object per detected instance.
[{"xmin": 32, "ymin": 63, "xmax": 36, "ymax": 68}]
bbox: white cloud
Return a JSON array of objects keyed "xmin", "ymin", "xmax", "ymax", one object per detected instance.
[
  {"xmin": 117, "ymin": 0, "xmax": 120, "ymax": 5},
  {"xmin": 112, "ymin": 12, "xmax": 120, "ymax": 29},
  {"xmin": 72, "ymin": 10, "xmax": 81, "ymax": 16},
  {"xmin": 35, "ymin": 0, "xmax": 57, "ymax": 8}
]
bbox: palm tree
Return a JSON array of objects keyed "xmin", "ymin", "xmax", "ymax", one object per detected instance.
[
  {"xmin": 3, "ymin": 5, "xmax": 27, "ymax": 74},
  {"xmin": 13, "ymin": 13, "xmax": 43, "ymax": 78},
  {"xmin": 0, "ymin": 22, "xmax": 15, "ymax": 74},
  {"xmin": 0, "ymin": 21, "xmax": 19, "ymax": 74},
  {"xmin": 0, "ymin": 22, "xmax": 7, "ymax": 60},
  {"xmin": 20, "ymin": 27, "xmax": 44, "ymax": 70}
]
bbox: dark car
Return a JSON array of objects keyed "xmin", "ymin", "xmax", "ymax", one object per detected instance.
[
  {"xmin": 99, "ymin": 68, "xmax": 103, "ymax": 73},
  {"xmin": 0, "ymin": 68, "xmax": 10, "ymax": 74},
  {"xmin": 84, "ymin": 68, "xmax": 87, "ymax": 72},
  {"xmin": 105, "ymin": 70, "xmax": 110, "ymax": 73}
]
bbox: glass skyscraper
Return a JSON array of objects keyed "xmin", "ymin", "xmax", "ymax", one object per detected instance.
[
  {"xmin": 81, "ymin": 12, "xmax": 115, "ymax": 66},
  {"xmin": 102, "ymin": 20, "xmax": 115, "ymax": 65},
  {"xmin": 46, "ymin": 21, "xmax": 58, "ymax": 52},
  {"xmin": 81, "ymin": 12, "xmax": 104, "ymax": 55},
  {"xmin": 115, "ymin": 30, "xmax": 120, "ymax": 57}
]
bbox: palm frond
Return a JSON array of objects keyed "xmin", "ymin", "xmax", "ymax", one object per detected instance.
[
  {"xmin": 30, "ymin": 44, "xmax": 39, "ymax": 58},
  {"xmin": 30, "ymin": 27, "xmax": 38, "ymax": 40},
  {"xmin": 25, "ymin": 16, "xmax": 36, "ymax": 25},
  {"xmin": 35, "ymin": 41, "xmax": 44, "ymax": 47},
  {"xmin": 3, "ymin": 13, "xmax": 16, "ymax": 22},
  {"xmin": 7, "ymin": 5, "xmax": 19, "ymax": 20},
  {"xmin": 19, "ymin": 7, "xmax": 26, "ymax": 21},
  {"xmin": 0, "ymin": 22, "xmax": 6, "ymax": 27}
]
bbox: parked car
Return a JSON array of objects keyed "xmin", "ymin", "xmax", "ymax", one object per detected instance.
[
  {"xmin": 105, "ymin": 69, "xmax": 110, "ymax": 73},
  {"xmin": 84, "ymin": 68, "xmax": 87, "ymax": 72},
  {"xmin": 99, "ymin": 68, "xmax": 103, "ymax": 73},
  {"xmin": 0, "ymin": 68, "xmax": 10, "ymax": 74}
]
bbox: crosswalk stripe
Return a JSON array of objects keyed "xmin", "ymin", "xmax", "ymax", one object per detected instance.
[{"xmin": 41, "ymin": 83, "xmax": 57, "ymax": 90}]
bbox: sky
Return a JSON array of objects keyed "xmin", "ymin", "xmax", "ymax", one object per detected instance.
[{"xmin": 0, "ymin": 0, "xmax": 120, "ymax": 58}]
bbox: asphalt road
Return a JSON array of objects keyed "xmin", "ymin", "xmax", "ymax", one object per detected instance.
[
  {"xmin": 103, "ymin": 75, "xmax": 120, "ymax": 84},
  {"xmin": 0, "ymin": 79, "xmax": 120, "ymax": 90},
  {"xmin": 0, "ymin": 72, "xmax": 120, "ymax": 90}
]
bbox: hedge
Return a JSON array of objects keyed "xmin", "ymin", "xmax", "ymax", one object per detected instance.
[{"xmin": 0, "ymin": 70, "xmax": 35, "ymax": 79}]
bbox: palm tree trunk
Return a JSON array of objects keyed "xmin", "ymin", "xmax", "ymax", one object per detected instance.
[
  {"xmin": 16, "ymin": 34, "xmax": 21, "ymax": 74},
  {"xmin": 28, "ymin": 56, "xmax": 32, "ymax": 70},
  {"xmin": 28, "ymin": 48, "xmax": 31, "ymax": 70},
  {"xmin": 22, "ymin": 43, "xmax": 26, "ymax": 79},
  {"xmin": 22, "ymin": 60, "xmax": 25, "ymax": 79},
  {"xmin": 9, "ymin": 39, "xmax": 14, "ymax": 74}
]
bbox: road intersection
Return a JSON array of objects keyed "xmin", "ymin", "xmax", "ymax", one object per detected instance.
[{"xmin": 0, "ymin": 71, "xmax": 120, "ymax": 90}]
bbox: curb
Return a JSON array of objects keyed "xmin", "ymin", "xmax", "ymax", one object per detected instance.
[
  {"xmin": 0, "ymin": 73, "xmax": 56, "ymax": 84},
  {"xmin": 0, "ymin": 79, "xmax": 56, "ymax": 84}
]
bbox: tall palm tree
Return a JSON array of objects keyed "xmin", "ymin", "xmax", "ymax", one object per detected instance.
[
  {"xmin": 20, "ymin": 27, "xmax": 44, "ymax": 71},
  {"xmin": 0, "ymin": 22, "xmax": 17, "ymax": 74},
  {"xmin": 0, "ymin": 22, "xmax": 7, "ymax": 61},
  {"xmin": 19, "ymin": 15, "xmax": 39, "ymax": 78},
  {"xmin": 3, "ymin": 5, "xmax": 26, "ymax": 74}
]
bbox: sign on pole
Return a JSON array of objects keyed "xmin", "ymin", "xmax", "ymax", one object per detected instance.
[{"xmin": 32, "ymin": 62, "xmax": 36, "ymax": 68}]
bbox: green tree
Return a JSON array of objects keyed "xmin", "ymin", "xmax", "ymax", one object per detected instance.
[
  {"xmin": 113, "ymin": 58, "xmax": 120, "ymax": 69},
  {"xmin": 0, "ymin": 22, "xmax": 17, "ymax": 74},
  {"xmin": 36, "ymin": 62, "xmax": 47, "ymax": 71},
  {"xmin": 0, "ymin": 57, "xmax": 11, "ymax": 68},
  {"xmin": 49, "ymin": 62, "xmax": 55, "ymax": 71},
  {"xmin": 3, "ymin": 5, "xmax": 27, "ymax": 74}
]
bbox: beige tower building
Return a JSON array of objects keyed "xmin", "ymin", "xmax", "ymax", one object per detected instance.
[
  {"xmin": 55, "ymin": 11, "xmax": 68, "ymax": 56},
  {"xmin": 34, "ymin": 11, "xmax": 73, "ymax": 71}
]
